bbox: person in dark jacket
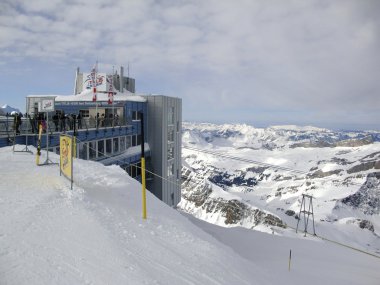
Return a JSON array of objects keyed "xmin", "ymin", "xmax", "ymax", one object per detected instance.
[
  {"xmin": 96, "ymin": 113, "xmax": 100, "ymax": 128},
  {"xmin": 60, "ymin": 111, "xmax": 65, "ymax": 132},
  {"xmin": 13, "ymin": 113, "xmax": 21, "ymax": 135},
  {"xmin": 28, "ymin": 114, "xmax": 35, "ymax": 133},
  {"xmin": 53, "ymin": 111, "xmax": 59, "ymax": 132},
  {"xmin": 77, "ymin": 113, "xmax": 82, "ymax": 129}
]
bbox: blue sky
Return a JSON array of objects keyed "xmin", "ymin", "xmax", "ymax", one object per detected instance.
[{"xmin": 0, "ymin": 0, "xmax": 379, "ymax": 130}]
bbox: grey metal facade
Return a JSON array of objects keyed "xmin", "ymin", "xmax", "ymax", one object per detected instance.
[{"xmin": 145, "ymin": 95, "xmax": 182, "ymax": 207}]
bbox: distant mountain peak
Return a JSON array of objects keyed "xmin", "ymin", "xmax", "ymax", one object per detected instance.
[{"xmin": 1, "ymin": 104, "xmax": 21, "ymax": 114}]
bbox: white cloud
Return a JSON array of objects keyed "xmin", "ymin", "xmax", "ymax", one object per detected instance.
[{"xmin": 0, "ymin": 0, "xmax": 379, "ymax": 129}]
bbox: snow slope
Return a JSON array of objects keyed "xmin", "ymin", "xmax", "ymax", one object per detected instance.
[
  {"xmin": 0, "ymin": 146, "xmax": 268, "ymax": 285},
  {"xmin": 188, "ymin": 214, "xmax": 380, "ymax": 285},
  {"xmin": 1, "ymin": 146, "xmax": 380, "ymax": 284}
]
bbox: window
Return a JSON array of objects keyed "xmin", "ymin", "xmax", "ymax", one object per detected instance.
[
  {"xmin": 120, "ymin": 137, "xmax": 125, "ymax": 151},
  {"xmin": 168, "ymin": 129, "xmax": 174, "ymax": 143},
  {"xmin": 79, "ymin": 110, "xmax": 90, "ymax": 118},
  {"xmin": 129, "ymin": 162, "xmax": 141, "ymax": 178},
  {"xmin": 168, "ymin": 163, "xmax": 174, "ymax": 177},
  {"xmin": 98, "ymin": 140, "xmax": 104, "ymax": 158},
  {"xmin": 79, "ymin": 142, "xmax": 88, "ymax": 160},
  {"xmin": 137, "ymin": 134, "xmax": 141, "ymax": 145},
  {"xmin": 126, "ymin": 136, "xmax": 131, "ymax": 148},
  {"xmin": 132, "ymin": 135, "xmax": 137, "ymax": 147},
  {"xmin": 106, "ymin": 139, "xmax": 112, "ymax": 154},
  {"xmin": 113, "ymin": 138, "xmax": 119, "ymax": 153},
  {"xmin": 132, "ymin": 110, "xmax": 141, "ymax": 121},
  {"xmin": 89, "ymin": 141, "xmax": 96, "ymax": 159},
  {"xmin": 136, "ymin": 162, "xmax": 141, "ymax": 177},
  {"xmin": 167, "ymin": 146, "xmax": 174, "ymax": 160},
  {"xmin": 168, "ymin": 106, "xmax": 174, "ymax": 125},
  {"xmin": 130, "ymin": 164, "xmax": 136, "ymax": 178}
]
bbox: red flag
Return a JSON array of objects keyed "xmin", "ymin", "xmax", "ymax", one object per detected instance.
[
  {"xmin": 108, "ymin": 74, "xmax": 114, "ymax": 104},
  {"xmin": 91, "ymin": 63, "xmax": 97, "ymax": 102}
]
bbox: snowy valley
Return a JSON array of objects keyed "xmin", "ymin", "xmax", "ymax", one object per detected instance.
[
  {"xmin": 180, "ymin": 122, "xmax": 380, "ymax": 256},
  {"xmin": 1, "ymin": 128, "xmax": 380, "ymax": 284}
]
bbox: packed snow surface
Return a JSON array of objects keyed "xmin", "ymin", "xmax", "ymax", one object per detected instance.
[{"xmin": 1, "ymin": 146, "xmax": 380, "ymax": 284}]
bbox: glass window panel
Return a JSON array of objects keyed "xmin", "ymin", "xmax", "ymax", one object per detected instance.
[
  {"xmin": 168, "ymin": 163, "xmax": 174, "ymax": 177},
  {"xmin": 120, "ymin": 137, "xmax": 125, "ymax": 151},
  {"xmin": 136, "ymin": 162, "xmax": 141, "ymax": 177},
  {"xmin": 126, "ymin": 136, "xmax": 131, "ymax": 148},
  {"xmin": 168, "ymin": 130, "xmax": 174, "ymax": 143},
  {"xmin": 132, "ymin": 135, "xmax": 137, "ymax": 147},
  {"xmin": 98, "ymin": 140, "xmax": 104, "ymax": 158},
  {"xmin": 106, "ymin": 139, "xmax": 112, "ymax": 154},
  {"xmin": 167, "ymin": 146, "xmax": 174, "ymax": 160},
  {"xmin": 113, "ymin": 138, "xmax": 119, "ymax": 153},
  {"xmin": 168, "ymin": 106, "xmax": 174, "ymax": 125},
  {"xmin": 89, "ymin": 141, "xmax": 96, "ymax": 159},
  {"xmin": 137, "ymin": 134, "xmax": 141, "ymax": 145},
  {"xmin": 79, "ymin": 142, "xmax": 88, "ymax": 160}
]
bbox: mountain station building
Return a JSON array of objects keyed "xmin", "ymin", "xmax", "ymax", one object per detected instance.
[{"xmin": 24, "ymin": 66, "xmax": 182, "ymax": 207}]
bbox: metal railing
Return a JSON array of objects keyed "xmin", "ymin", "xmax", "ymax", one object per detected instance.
[{"xmin": 0, "ymin": 115, "xmax": 132, "ymax": 138}]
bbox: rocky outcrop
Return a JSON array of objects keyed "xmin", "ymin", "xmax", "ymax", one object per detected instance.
[
  {"xmin": 204, "ymin": 198, "xmax": 285, "ymax": 228},
  {"xmin": 347, "ymin": 161, "xmax": 380, "ymax": 174},
  {"xmin": 285, "ymin": 210, "xmax": 295, "ymax": 216},
  {"xmin": 181, "ymin": 168, "xmax": 212, "ymax": 207},
  {"xmin": 308, "ymin": 169, "xmax": 342, "ymax": 178},
  {"xmin": 208, "ymin": 171, "xmax": 257, "ymax": 190},
  {"xmin": 290, "ymin": 136, "xmax": 375, "ymax": 149},
  {"xmin": 341, "ymin": 218, "xmax": 375, "ymax": 233},
  {"xmin": 340, "ymin": 172, "xmax": 380, "ymax": 215},
  {"xmin": 290, "ymin": 141, "xmax": 333, "ymax": 148},
  {"xmin": 358, "ymin": 220, "xmax": 375, "ymax": 232},
  {"xmin": 180, "ymin": 166, "xmax": 286, "ymax": 229},
  {"xmin": 336, "ymin": 136, "xmax": 373, "ymax": 147}
]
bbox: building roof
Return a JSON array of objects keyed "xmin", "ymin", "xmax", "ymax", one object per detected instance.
[{"xmin": 27, "ymin": 89, "xmax": 146, "ymax": 103}]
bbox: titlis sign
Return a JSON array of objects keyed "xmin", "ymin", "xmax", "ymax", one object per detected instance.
[{"xmin": 38, "ymin": 99, "xmax": 55, "ymax": 112}]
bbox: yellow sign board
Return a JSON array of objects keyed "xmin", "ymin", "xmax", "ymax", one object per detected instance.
[{"xmin": 60, "ymin": 135, "xmax": 73, "ymax": 188}]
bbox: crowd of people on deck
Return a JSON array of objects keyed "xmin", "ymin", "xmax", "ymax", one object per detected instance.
[{"xmin": 6, "ymin": 110, "xmax": 120, "ymax": 135}]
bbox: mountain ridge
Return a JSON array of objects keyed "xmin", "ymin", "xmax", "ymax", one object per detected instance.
[{"xmin": 180, "ymin": 122, "xmax": 380, "ymax": 254}]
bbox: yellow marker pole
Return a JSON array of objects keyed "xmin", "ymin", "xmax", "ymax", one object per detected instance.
[
  {"xmin": 36, "ymin": 123, "xmax": 42, "ymax": 165},
  {"xmin": 142, "ymin": 157, "xmax": 147, "ymax": 219},
  {"xmin": 140, "ymin": 112, "xmax": 147, "ymax": 219}
]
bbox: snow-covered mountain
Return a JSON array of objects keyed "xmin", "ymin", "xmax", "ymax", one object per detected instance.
[
  {"xmin": 183, "ymin": 122, "xmax": 380, "ymax": 150},
  {"xmin": 180, "ymin": 122, "xmax": 380, "ymax": 254},
  {"xmin": 2, "ymin": 145, "xmax": 380, "ymax": 285},
  {"xmin": 0, "ymin": 104, "xmax": 21, "ymax": 115}
]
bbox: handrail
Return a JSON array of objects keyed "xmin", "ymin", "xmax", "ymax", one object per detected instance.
[{"xmin": 0, "ymin": 116, "xmax": 131, "ymax": 138}]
